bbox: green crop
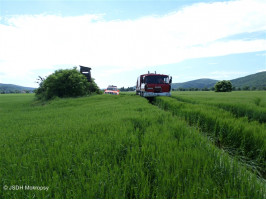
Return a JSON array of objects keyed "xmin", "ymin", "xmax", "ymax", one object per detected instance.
[
  {"xmin": 154, "ymin": 93, "xmax": 266, "ymax": 178},
  {"xmin": 171, "ymin": 91, "xmax": 266, "ymax": 123},
  {"xmin": 0, "ymin": 93, "xmax": 265, "ymax": 198}
]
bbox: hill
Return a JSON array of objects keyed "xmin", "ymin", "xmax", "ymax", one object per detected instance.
[
  {"xmin": 172, "ymin": 78, "xmax": 218, "ymax": 89},
  {"xmin": 172, "ymin": 71, "xmax": 266, "ymax": 90},
  {"xmin": 231, "ymin": 71, "xmax": 266, "ymax": 89},
  {"xmin": 0, "ymin": 83, "xmax": 35, "ymax": 93}
]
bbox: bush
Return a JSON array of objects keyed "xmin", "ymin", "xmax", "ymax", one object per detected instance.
[
  {"xmin": 215, "ymin": 80, "xmax": 232, "ymax": 92},
  {"xmin": 35, "ymin": 67, "xmax": 101, "ymax": 100}
]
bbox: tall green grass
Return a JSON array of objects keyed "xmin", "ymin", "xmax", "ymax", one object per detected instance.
[
  {"xmin": 171, "ymin": 91, "xmax": 266, "ymax": 123},
  {"xmin": 154, "ymin": 96, "xmax": 266, "ymax": 178},
  {"xmin": 0, "ymin": 94, "xmax": 265, "ymax": 198}
]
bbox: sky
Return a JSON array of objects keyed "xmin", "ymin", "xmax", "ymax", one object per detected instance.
[{"xmin": 0, "ymin": 0, "xmax": 265, "ymax": 88}]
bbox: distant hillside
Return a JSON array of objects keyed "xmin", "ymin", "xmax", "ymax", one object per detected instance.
[
  {"xmin": 172, "ymin": 78, "xmax": 218, "ymax": 89},
  {"xmin": 231, "ymin": 71, "xmax": 266, "ymax": 89},
  {"xmin": 172, "ymin": 71, "xmax": 266, "ymax": 90},
  {"xmin": 0, "ymin": 83, "xmax": 35, "ymax": 93}
]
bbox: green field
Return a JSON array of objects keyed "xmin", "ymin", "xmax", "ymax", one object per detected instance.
[
  {"xmin": 171, "ymin": 91, "xmax": 266, "ymax": 123},
  {"xmin": 155, "ymin": 91, "xmax": 266, "ymax": 177},
  {"xmin": 0, "ymin": 92, "xmax": 265, "ymax": 198}
]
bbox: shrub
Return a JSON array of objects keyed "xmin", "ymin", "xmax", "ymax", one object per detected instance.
[
  {"xmin": 35, "ymin": 67, "xmax": 101, "ymax": 100},
  {"xmin": 215, "ymin": 80, "xmax": 232, "ymax": 92}
]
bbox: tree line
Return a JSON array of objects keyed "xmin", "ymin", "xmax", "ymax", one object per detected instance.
[
  {"xmin": 173, "ymin": 80, "xmax": 266, "ymax": 92},
  {"xmin": 0, "ymin": 90, "xmax": 32, "ymax": 94},
  {"xmin": 172, "ymin": 86, "xmax": 265, "ymax": 91}
]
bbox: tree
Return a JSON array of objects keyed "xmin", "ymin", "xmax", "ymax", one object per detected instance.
[
  {"xmin": 214, "ymin": 80, "xmax": 232, "ymax": 92},
  {"xmin": 242, "ymin": 86, "xmax": 250, "ymax": 91},
  {"xmin": 35, "ymin": 67, "xmax": 101, "ymax": 100}
]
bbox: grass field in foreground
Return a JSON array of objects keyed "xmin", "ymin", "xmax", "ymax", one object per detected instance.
[{"xmin": 0, "ymin": 93, "xmax": 265, "ymax": 198}]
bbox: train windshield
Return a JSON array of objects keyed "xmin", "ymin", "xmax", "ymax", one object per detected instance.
[{"xmin": 145, "ymin": 75, "xmax": 169, "ymax": 84}]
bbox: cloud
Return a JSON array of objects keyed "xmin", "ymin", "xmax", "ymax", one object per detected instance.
[
  {"xmin": 256, "ymin": 69, "xmax": 266, "ymax": 72},
  {"xmin": 208, "ymin": 70, "xmax": 249, "ymax": 80},
  {"xmin": 0, "ymin": 0, "xmax": 266, "ymax": 87},
  {"xmin": 210, "ymin": 70, "xmax": 247, "ymax": 76}
]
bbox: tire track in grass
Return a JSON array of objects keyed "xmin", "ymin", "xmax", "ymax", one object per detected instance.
[{"xmin": 152, "ymin": 96, "xmax": 266, "ymax": 179}]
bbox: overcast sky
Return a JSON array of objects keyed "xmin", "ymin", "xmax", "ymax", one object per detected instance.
[{"xmin": 0, "ymin": 0, "xmax": 265, "ymax": 88}]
